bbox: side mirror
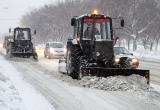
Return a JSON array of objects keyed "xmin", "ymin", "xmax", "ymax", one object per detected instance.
[
  {"xmin": 34, "ymin": 30, "xmax": 36, "ymax": 35},
  {"xmin": 71, "ymin": 18, "xmax": 76, "ymax": 26},
  {"xmin": 9, "ymin": 28, "xmax": 11, "ymax": 33},
  {"xmin": 120, "ymin": 19, "xmax": 124, "ymax": 27}
]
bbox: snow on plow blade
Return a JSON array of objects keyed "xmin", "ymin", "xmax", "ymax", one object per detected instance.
[{"xmin": 80, "ymin": 67, "xmax": 150, "ymax": 84}]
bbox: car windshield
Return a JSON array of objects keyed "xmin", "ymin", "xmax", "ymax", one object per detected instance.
[
  {"xmin": 50, "ymin": 43, "xmax": 63, "ymax": 48},
  {"xmin": 114, "ymin": 47, "xmax": 130, "ymax": 55},
  {"xmin": 15, "ymin": 30, "xmax": 30, "ymax": 40},
  {"xmin": 83, "ymin": 18, "xmax": 111, "ymax": 40}
]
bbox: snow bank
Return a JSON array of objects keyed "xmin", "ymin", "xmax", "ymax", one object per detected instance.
[{"xmin": 79, "ymin": 75, "xmax": 149, "ymax": 91}]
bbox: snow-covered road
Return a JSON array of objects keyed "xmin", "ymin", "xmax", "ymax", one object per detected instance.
[
  {"xmin": 7, "ymin": 55, "xmax": 160, "ymax": 110},
  {"xmin": 0, "ymin": 48, "xmax": 160, "ymax": 110}
]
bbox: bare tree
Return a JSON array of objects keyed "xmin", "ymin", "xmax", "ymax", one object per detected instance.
[{"xmin": 20, "ymin": 0, "xmax": 160, "ymax": 51}]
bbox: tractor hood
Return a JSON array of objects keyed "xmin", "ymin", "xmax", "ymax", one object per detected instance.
[{"xmin": 92, "ymin": 40, "xmax": 114, "ymax": 65}]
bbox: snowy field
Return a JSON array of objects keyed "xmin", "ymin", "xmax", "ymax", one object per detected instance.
[{"xmin": 0, "ymin": 47, "xmax": 160, "ymax": 110}]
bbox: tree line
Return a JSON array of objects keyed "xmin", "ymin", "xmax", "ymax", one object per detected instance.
[{"xmin": 21, "ymin": 0, "xmax": 160, "ymax": 51}]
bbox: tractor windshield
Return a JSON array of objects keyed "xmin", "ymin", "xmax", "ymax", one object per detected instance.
[
  {"xmin": 15, "ymin": 30, "xmax": 30, "ymax": 40},
  {"xmin": 83, "ymin": 18, "xmax": 111, "ymax": 40}
]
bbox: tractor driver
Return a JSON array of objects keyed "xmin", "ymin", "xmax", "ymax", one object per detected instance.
[
  {"xmin": 17, "ymin": 31, "xmax": 25, "ymax": 40},
  {"xmin": 84, "ymin": 23, "xmax": 100, "ymax": 39}
]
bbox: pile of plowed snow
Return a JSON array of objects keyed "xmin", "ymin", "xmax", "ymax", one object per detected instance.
[{"xmin": 79, "ymin": 75, "xmax": 149, "ymax": 91}]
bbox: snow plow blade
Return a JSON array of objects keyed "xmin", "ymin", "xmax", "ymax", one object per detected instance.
[{"xmin": 80, "ymin": 67, "xmax": 150, "ymax": 84}]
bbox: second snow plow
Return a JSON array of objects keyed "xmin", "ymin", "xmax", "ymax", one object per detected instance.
[
  {"xmin": 61, "ymin": 11, "xmax": 150, "ymax": 85},
  {"xmin": 5, "ymin": 27, "xmax": 38, "ymax": 60}
]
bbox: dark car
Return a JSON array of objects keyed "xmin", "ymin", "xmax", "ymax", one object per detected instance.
[
  {"xmin": 44, "ymin": 42, "xmax": 66, "ymax": 59},
  {"xmin": 113, "ymin": 47, "xmax": 139, "ymax": 69}
]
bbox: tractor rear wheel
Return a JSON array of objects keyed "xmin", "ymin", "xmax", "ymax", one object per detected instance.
[{"xmin": 66, "ymin": 45, "xmax": 82, "ymax": 79}]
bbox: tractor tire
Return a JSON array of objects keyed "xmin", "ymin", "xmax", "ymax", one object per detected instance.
[
  {"xmin": 78, "ymin": 57, "xmax": 89, "ymax": 79},
  {"xmin": 66, "ymin": 45, "xmax": 82, "ymax": 79}
]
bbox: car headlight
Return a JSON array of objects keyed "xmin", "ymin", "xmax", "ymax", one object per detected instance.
[
  {"xmin": 131, "ymin": 58, "xmax": 138, "ymax": 63},
  {"xmin": 49, "ymin": 48, "xmax": 55, "ymax": 53},
  {"xmin": 115, "ymin": 58, "xmax": 120, "ymax": 63}
]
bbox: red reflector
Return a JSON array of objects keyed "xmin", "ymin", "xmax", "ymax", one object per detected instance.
[{"xmin": 84, "ymin": 18, "xmax": 110, "ymax": 22}]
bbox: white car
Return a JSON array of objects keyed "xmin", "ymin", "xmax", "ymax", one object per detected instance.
[{"xmin": 44, "ymin": 42, "xmax": 66, "ymax": 59}]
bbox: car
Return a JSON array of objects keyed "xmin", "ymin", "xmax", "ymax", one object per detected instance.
[
  {"xmin": 113, "ymin": 47, "xmax": 139, "ymax": 69},
  {"xmin": 44, "ymin": 42, "xmax": 66, "ymax": 59}
]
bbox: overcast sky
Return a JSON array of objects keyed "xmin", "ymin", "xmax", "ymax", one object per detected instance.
[{"xmin": 0, "ymin": 0, "xmax": 58, "ymax": 34}]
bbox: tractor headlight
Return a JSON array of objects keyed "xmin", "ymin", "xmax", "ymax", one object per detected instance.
[
  {"xmin": 115, "ymin": 58, "xmax": 120, "ymax": 63},
  {"xmin": 96, "ymin": 52, "xmax": 100, "ymax": 56},
  {"xmin": 49, "ymin": 48, "xmax": 55, "ymax": 53},
  {"xmin": 131, "ymin": 58, "xmax": 138, "ymax": 63}
]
